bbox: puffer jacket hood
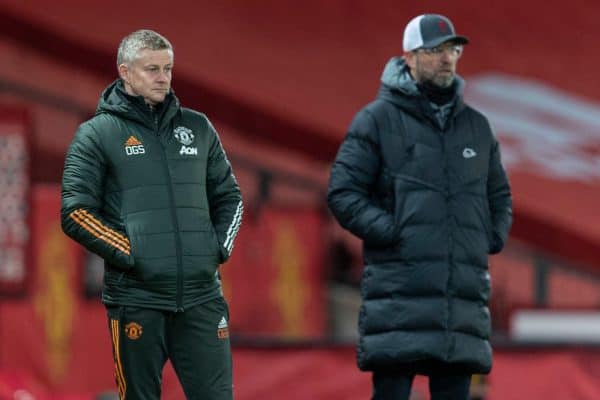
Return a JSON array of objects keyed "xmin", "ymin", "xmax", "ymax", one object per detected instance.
[
  {"xmin": 379, "ymin": 56, "xmax": 421, "ymax": 97},
  {"xmin": 96, "ymin": 79, "xmax": 179, "ymax": 129},
  {"xmin": 377, "ymin": 56, "xmax": 466, "ymax": 125}
]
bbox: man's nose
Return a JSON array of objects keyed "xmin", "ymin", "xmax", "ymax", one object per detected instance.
[
  {"xmin": 157, "ymin": 71, "xmax": 169, "ymax": 81},
  {"xmin": 440, "ymin": 51, "xmax": 453, "ymax": 62}
]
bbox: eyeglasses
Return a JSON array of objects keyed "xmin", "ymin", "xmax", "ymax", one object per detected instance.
[{"xmin": 417, "ymin": 44, "xmax": 463, "ymax": 57}]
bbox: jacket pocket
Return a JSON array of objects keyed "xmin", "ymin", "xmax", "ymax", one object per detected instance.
[
  {"xmin": 103, "ymin": 222, "xmax": 134, "ymax": 271},
  {"xmin": 480, "ymin": 205, "xmax": 493, "ymax": 251},
  {"xmin": 391, "ymin": 173, "xmax": 427, "ymax": 238},
  {"xmin": 210, "ymin": 225, "xmax": 227, "ymax": 264},
  {"xmin": 123, "ymin": 223, "xmax": 137, "ymax": 268}
]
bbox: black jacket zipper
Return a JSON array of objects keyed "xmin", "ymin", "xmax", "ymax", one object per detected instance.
[{"xmin": 155, "ymin": 115, "xmax": 184, "ymax": 312}]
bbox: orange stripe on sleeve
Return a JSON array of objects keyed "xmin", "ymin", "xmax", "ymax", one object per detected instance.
[
  {"xmin": 80, "ymin": 209, "xmax": 130, "ymax": 244},
  {"xmin": 70, "ymin": 211, "xmax": 130, "ymax": 254},
  {"xmin": 73, "ymin": 209, "xmax": 131, "ymax": 250},
  {"xmin": 70, "ymin": 210, "xmax": 129, "ymax": 253},
  {"xmin": 70, "ymin": 209, "xmax": 131, "ymax": 255}
]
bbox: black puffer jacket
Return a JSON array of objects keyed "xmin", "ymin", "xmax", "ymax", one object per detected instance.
[{"xmin": 327, "ymin": 57, "xmax": 512, "ymax": 373}]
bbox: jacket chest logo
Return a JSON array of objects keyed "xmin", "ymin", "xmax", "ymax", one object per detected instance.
[
  {"xmin": 174, "ymin": 126, "xmax": 197, "ymax": 156},
  {"xmin": 124, "ymin": 136, "xmax": 145, "ymax": 156},
  {"xmin": 462, "ymin": 147, "xmax": 477, "ymax": 159}
]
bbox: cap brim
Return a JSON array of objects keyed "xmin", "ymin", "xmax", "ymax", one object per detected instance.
[{"xmin": 421, "ymin": 35, "xmax": 469, "ymax": 49}]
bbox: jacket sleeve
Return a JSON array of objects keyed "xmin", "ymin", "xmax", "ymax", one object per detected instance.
[
  {"xmin": 206, "ymin": 121, "xmax": 243, "ymax": 264},
  {"xmin": 327, "ymin": 109, "xmax": 398, "ymax": 247},
  {"xmin": 61, "ymin": 122, "xmax": 134, "ymax": 270},
  {"xmin": 487, "ymin": 136, "xmax": 513, "ymax": 254}
]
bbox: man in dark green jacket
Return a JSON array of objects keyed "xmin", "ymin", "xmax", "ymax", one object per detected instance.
[
  {"xmin": 328, "ymin": 14, "xmax": 512, "ymax": 400},
  {"xmin": 61, "ymin": 29, "xmax": 242, "ymax": 399}
]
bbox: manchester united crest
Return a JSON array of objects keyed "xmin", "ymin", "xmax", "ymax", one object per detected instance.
[
  {"xmin": 124, "ymin": 322, "xmax": 143, "ymax": 340},
  {"xmin": 174, "ymin": 126, "xmax": 195, "ymax": 145}
]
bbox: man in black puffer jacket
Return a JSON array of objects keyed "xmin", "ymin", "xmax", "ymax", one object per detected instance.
[
  {"xmin": 328, "ymin": 14, "xmax": 512, "ymax": 400},
  {"xmin": 61, "ymin": 30, "xmax": 242, "ymax": 399}
]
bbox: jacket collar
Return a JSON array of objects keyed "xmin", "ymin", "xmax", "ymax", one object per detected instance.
[{"xmin": 377, "ymin": 56, "xmax": 467, "ymax": 127}]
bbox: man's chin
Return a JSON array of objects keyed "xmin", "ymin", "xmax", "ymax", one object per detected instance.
[
  {"xmin": 434, "ymin": 76, "xmax": 454, "ymax": 88},
  {"xmin": 149, "ymin": 94, "xmax": 167, "ymax": 105}
]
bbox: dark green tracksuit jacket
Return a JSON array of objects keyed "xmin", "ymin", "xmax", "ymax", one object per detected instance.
[{"xmin": 61, "ymin": 80, "xmax": 243, "ymax": 311}]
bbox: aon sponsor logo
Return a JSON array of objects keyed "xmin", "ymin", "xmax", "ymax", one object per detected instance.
[
  {"xmin": 180, "ymin": 145, "xmax": 198, "ymax": 155},
  {"xmin": 125, "ymin": 144, "xmax": 145, "ymax": 155}
]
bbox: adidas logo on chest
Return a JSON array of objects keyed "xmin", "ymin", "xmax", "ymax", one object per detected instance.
[{"xmin": 124, "ymin": 136, "xmax": 145, "ymax": 156}]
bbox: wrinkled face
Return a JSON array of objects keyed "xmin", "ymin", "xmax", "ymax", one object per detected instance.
[
  {"xmin": 119, "ymin": 48, "xmax": 173, "ymax": 105},
  {"xmin": 406, "ymin": 42, "xmax": 463, "ymax": 88}
]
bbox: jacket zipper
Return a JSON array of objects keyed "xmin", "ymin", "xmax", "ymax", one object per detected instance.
[
  {"xmin": 155, "ymin": 115, "xmax": 184, "ymax": 312},
  {"xmin": 442, "ymin": 121, "xmax": 455, "ymax": 359}
]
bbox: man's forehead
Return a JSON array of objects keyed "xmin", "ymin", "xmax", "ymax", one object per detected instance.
[{"xmin": 135, "ymin": 48, "xmax": 173, "ymax": 64}]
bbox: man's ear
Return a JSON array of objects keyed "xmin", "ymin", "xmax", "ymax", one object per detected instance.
[
  {"xmin": 118, "ymin": 63, "xmax": 129, "ymax": 83},
  {"xmin": 404, "ymin": 52, "xmax": 416, "ymax": 70}
]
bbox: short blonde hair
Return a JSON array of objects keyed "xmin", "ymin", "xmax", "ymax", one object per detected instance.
[{"xmin": 117, "ymin": 29, "xmax": 173, "ymax": 67}]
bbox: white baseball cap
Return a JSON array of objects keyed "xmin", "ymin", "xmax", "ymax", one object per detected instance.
[{"xmin": 403, "ymin": 14, "xmax": 469, "ymax": 52}]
